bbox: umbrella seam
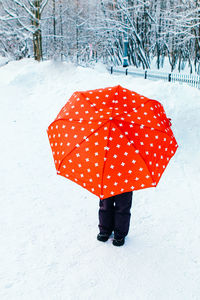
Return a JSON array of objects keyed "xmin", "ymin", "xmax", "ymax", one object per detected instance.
[
  {"xmin": 115, "ymin": 117, "xmax": 174, "ymax": 141},
  {"xmin": 57, "ymin": 119, "xmax": 110, "ymax": 172},
  {"xmin": 49, "ymin": 118, "xmax": 106, "ymax": 125},
  {"xmin": 57, "ymin": 173, "xmax": 99, "ymax": 189},
  {"xmin": 113, "ymin": 120, "xmax": 155, "ymax": 184},
  {"xmin": 115, "ymin": 99, "xmax": 172, "ymax": 134},
  {"xmin": 49, "ymin": 117, "xmax": 173, "ymax": 140},
  {"xmin": 99, "ymin": 86, "xmax": 119, "ymax": 198},
  {"xmin": 100, "ymin": 120, "xmax": 112, "ymax": 198},
  {"xmin": 79, "ymin": 91, "xmax": 100, "ymax": 115},
  {"xmin": 129, "ymin": 122, "xmax": 175, "ymax": 141},
  {"xmin": 114, "ymin": 99, "xmax": 152, "ymax": 119}
]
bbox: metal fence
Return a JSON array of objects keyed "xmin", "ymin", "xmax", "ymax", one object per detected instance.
[{"xmin": 108, "ymin": 66, "xmax": 200, "ymax": 89}]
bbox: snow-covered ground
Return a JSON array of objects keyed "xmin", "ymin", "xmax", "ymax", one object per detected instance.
[{"xmin": 0, "ymin": 59, "xmax": 200, "ymax": 300}]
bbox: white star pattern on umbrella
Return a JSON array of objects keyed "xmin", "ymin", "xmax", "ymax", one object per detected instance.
[{"xmin": 47, "ymin": 85, "xmax": 178, "ymax": 198}]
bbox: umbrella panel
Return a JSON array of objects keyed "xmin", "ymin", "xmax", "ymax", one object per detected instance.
[{"xmin": 47, "ymin": 85, "xmax": 178, "ymax": 199}]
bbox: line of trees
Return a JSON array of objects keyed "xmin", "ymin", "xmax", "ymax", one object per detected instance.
[{"xmin": 0, "ymin": 0, "xmax": 200, "ymax": 73}]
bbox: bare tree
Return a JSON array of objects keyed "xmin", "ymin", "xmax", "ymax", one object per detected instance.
[
  {"xmin": 0, "ymin": 0, "xmax": 200, "ymax": 73},
  {"xmin": 0, "ymin": 0, "xmax": 48, "ymax": 61}
]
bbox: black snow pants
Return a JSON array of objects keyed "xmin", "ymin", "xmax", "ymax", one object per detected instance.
[{"xmin": 98, "ymin": 191, "xmax": 133, "ymax": 239}]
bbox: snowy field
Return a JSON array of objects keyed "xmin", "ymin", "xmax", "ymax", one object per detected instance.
[{"xmin": 0, "ymin": 59, "xmax": 200, "ymax": 300}]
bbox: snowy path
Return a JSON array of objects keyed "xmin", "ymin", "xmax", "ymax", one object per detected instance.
[{"xmin": 0, "ymin": 59, "xmax": 200, "ymax": 299}]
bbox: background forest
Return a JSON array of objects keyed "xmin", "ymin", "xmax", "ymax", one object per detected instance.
[
  {"xmin": 0, "ymin": 0, "xmax": 200, "ymax": 73},
  {"xmin": 1, "ymin": 1, "xmax": 200, "ymax": 299}
]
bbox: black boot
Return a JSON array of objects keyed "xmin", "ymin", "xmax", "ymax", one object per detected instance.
[
  {"xmin": 112, "ymin": 237, "xmax": 125, "ymax": 246},
  {"xmin": 97, "ymin": 233, "xmax": 110, "ymax": 242}
]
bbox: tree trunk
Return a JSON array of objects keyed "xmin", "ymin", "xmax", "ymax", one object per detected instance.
[
  {"xmin": 32, "ymin": 0, "xmax": 43, "ymax": 61},
  {"xmin": 53, "ymin": 0, "xmax": 56, "ymax": 42},
  {"xmin": 194, "ymin": 0, "xmax": 200, "ymax": 71},
  {"xmin": 59, "ymin": 1, "xmax": 64, "ymax": 61},
  {"xmin": 76, "ymin": 0, "xmax": 79, "ymax": 64}
]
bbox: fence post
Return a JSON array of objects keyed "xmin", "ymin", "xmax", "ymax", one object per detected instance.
[
  {"xmin": 168, "ymin": 73, "xmax": 171, "ymax": 82},
  {"xmin": 144, "ymin": 70, "xmax": 147, "ymax": 79},
  {"xmin": 111, "ymin": 66, "xmax": 113, "ymax": 74}
]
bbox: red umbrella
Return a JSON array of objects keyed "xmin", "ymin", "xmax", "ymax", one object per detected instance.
[{"xmin": 47, "ymin": 85, "xmax": 178, "ymax": 199}]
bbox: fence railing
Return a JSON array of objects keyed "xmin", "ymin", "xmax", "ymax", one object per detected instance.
[{"xmin": 108, "ymin": 66, "xmax": 200, "ymax": 89}]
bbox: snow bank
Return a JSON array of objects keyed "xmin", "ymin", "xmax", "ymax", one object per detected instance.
[
  {"xmin": 0, "ymin": 56, "xmax": 9, "ymax": 67},
  {"xmin": 0, "ymin": 59, "xmax": 200, "ymax": 300}
]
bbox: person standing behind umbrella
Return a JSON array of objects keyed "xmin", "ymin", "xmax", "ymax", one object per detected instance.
[
  {"xmin": 47, "ymin": 85, "xmax": 177, "ymax": 247},
  {"xmin": 97, "ymin": 191, "xmax": 133, "ymax": 246}
]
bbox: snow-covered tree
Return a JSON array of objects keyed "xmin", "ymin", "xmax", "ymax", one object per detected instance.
[
  {"xmin": 0, "ymin": 0, "xmax": 48, "ymax": 61},
  {"xmin": 0, "ymin": 0, "xmax": 200, "ymax": 73}
]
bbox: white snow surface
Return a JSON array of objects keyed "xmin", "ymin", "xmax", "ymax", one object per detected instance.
[{"xmin": 0, "ymin": 59, "xmax": 200, "ymax": 300}]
